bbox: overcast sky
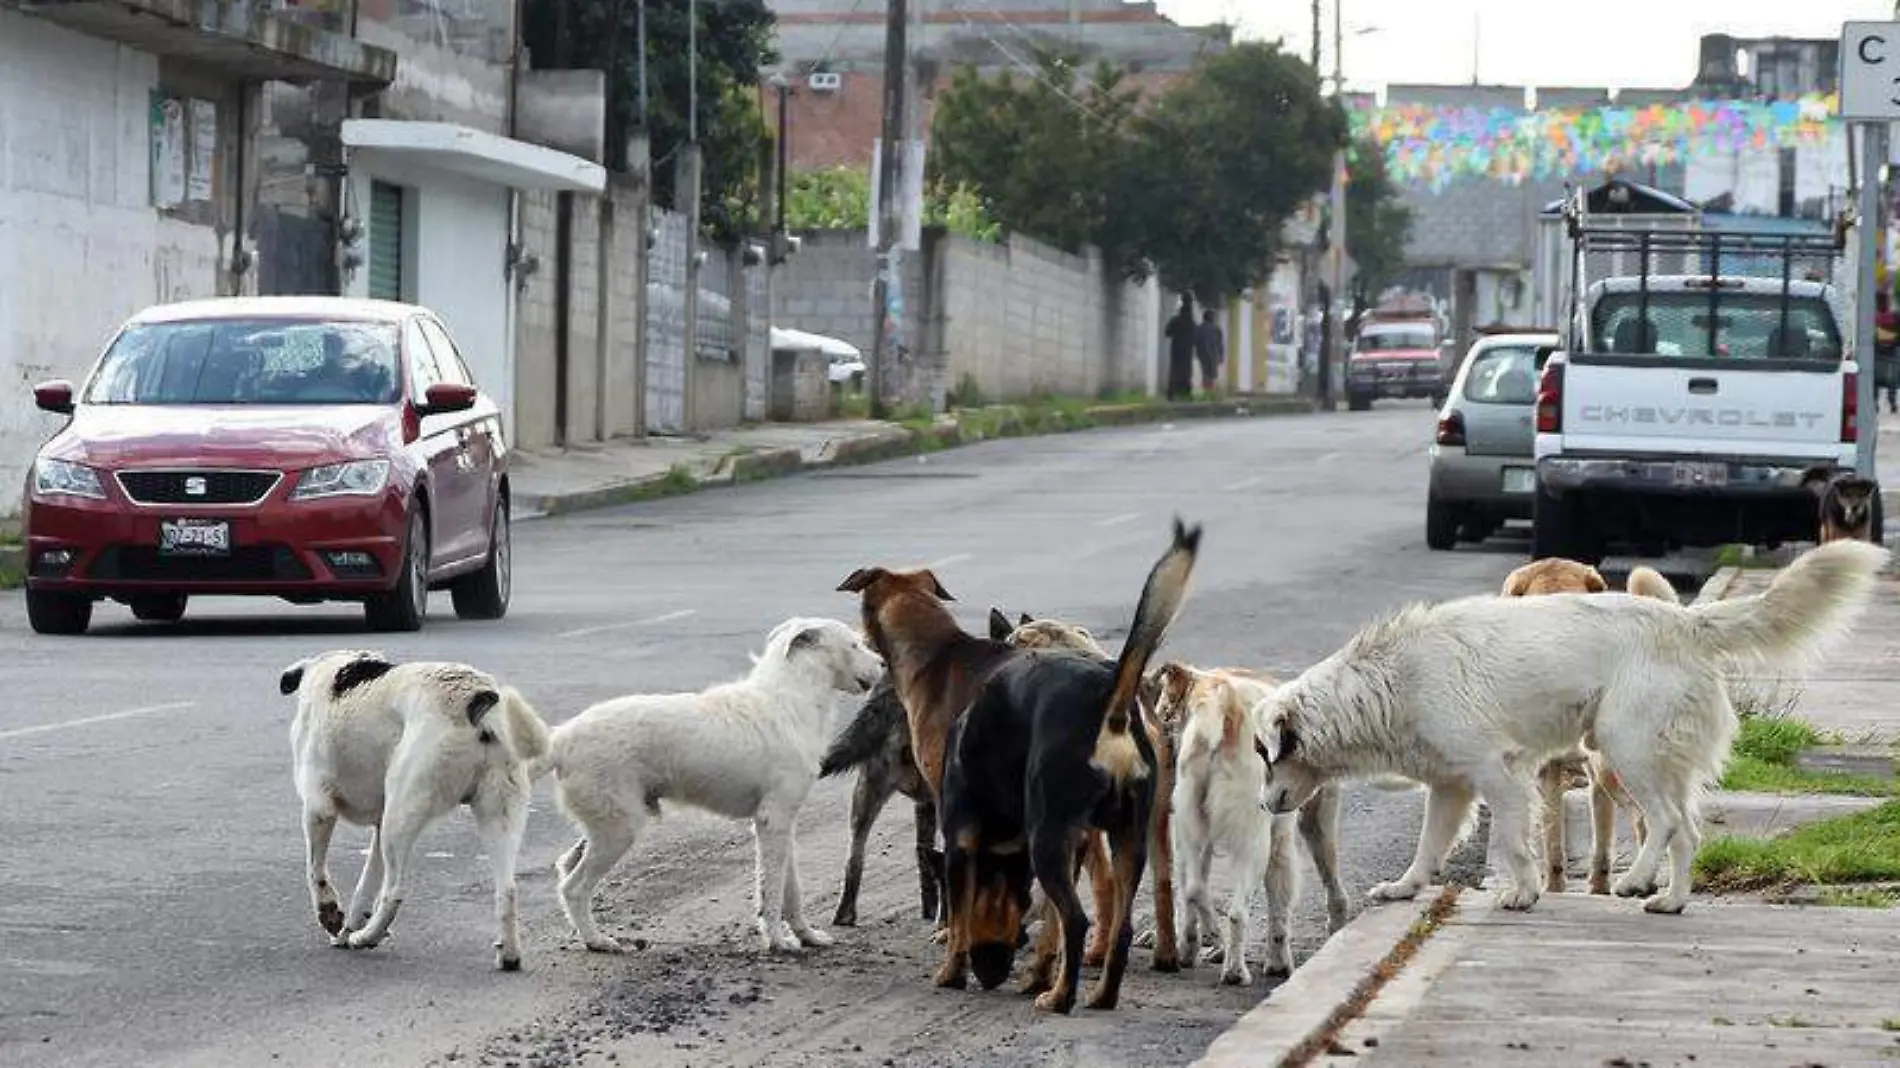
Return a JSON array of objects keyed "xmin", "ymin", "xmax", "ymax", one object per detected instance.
[{"xmin": 1154, "ymin": 0, "xmax": 1900, "ymax": 92}]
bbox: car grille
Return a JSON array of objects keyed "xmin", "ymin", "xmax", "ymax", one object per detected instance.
[
  {"xmin": 115, "ymin": 469, "xmax": 281, "ymax": 506},
  {"xmin": 87, "ymin": 545, "xmax": 313, "ymax": 583}
]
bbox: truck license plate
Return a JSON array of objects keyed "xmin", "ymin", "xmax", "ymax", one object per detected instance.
[
  {"xmin": 159, "ymin": 517, "xmax": 231, "ymax": 557},
  {"xmin": 1501, "ymin": 467, "xmax": 1536, "ymax": 494},
  {"xmin": 1670, "ymin": 462, "xmax": 1728, "ymax": 489}
]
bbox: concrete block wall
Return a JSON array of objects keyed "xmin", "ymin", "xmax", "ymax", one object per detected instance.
[
  {"xmin": 603, "ymin": 180, "xmax": 647, "ymax": 439},
  {"xmin": 645, "ymin": 206, "xmax": 690, "ymax": 433},
  {"xmin": 561, "ymin": 196, "xmax": 602, "ymax": 444},
  {"xmin": 512, "ymin": 189, "xmax": 561, "ymax": 448}
]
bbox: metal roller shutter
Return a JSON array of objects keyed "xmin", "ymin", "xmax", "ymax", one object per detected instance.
[{"xmin": 368, "ymin": 180, "xmax": 405, "ymax": 301}]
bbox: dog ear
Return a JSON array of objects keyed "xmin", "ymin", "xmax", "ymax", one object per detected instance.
[
  {"xmin": 788, "ymin": 625, "xmax": 825, "ymax": 654},
  {"xmin": 466, "ymin": 689, "xmax": 500, "ymax": 727},
  {"xmin": 331, "ymin": 655, "xmax": 396, "ymax": 699},
  {"xmin": 279, "ymin": 662, "xmax": 307, "ymax": 696},
  {"xmin": 1255, "ymin": 700, "xmax": 1297, "ymax": 764},
  {"xmin": 1800, "ymin": 466, "xmax": 1834, "ymax": 498},
  {"xmin": 1018, "ymin": 612, "xmax": 1034, "ymax": 626},
  {"xmin": 837, "ymin": 567, "xmax": 887, "ymax": 594},
  {"xmin": 923, "ymin": 570, "xmax": 955, "ymax": 601},
  {"xmin": 1583, "ymin": 567, "xmax": 1609, "ymax": 594},
  {"xmin": 988, "ymin": 608, "xmax": 1013, "ymax": 641}
]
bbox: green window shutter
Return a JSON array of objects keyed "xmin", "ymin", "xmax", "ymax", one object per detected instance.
[{"xmin": 368, "ymin": 180, "xmax": 405, "ymax": 301}]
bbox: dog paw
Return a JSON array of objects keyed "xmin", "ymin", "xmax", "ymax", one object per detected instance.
[
  {"xmin": 1368, "ymin": 879, "xmax": 1422, "ymax": 903},
  {"xmin": 1264, "ymin": 954, "xmax": 1294, "ymax": 980},
  {"xmin": 316, "ymin": 901, "xmax": 345, "ymax": 936},
  {"xmin": 928, "ymin": 927, "xmax": 951, "ymax": 946},
  {"xmin": 1611, "ymin": 874, "xmax": 1656, "ymax": 899},
  {"xmin": 831, "ymin": 909, "xmax": 857, "ymax": 928},
  {"xmin": 1016, "ymin": 969, "xmax": 1052, "ymax": 996},
  {"xmin": 1587, "ymin": 875, "xmax": 1611, "ymax": 896},
  {"xmin": 345, "ymin": 929, "xmax": 384, "ymax": 950},
  {"xmin": 795, "ymin": 926, "xmax": 835, "ymax": 949},
  {"xmin": 1033, "ymin": 989, "xmax": 1075, "ymax": 1015},
  {"xmin": 933, "ymin": 963, "xmax": 968, "ymax": 990},
  {"xmin": 1083, "ymin": 986, "xmax": 1120, "ymax": 1012},
  {"xmin": 1496, "ymin": 885, "xmax": 1539, "ymax": 911},
  {"xmin": 1151, "ymin": 953, "xmax": 1181, "ymax": 973},
  {"xmin": 497, "ymin": 952, "xmax": 522, "ymax": 972},
  {"xmin": 1643, "ymin": 892, "xmax": 1688, "ymax": 915},
  {"xmin": 1220, "ymin": 965, "xmax": 1252, "ymax": 987}
]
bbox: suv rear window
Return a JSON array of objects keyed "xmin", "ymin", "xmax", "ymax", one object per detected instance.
[
  {"xmin": 1591, "ymin": 292, "xmax": 1842, "ymax": 361},
  {"xmin": 1462, "ymin": 345, "xmax": 1539, "ymax": 404}
]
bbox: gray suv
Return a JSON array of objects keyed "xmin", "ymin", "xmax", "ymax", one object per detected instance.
[{"xmin": 1425, "ymin": 332, "xmax": 1557, "ymax": 550}]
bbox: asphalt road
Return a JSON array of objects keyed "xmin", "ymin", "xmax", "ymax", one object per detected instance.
[{"xmin": 1, "ymin": 402, "xmax": 1533, "ymax": 1068}]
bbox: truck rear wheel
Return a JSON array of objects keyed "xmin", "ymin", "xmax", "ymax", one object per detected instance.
[{"xmin": 1532, "ymin": 489, "xmax": 1601, "ymax": 565}]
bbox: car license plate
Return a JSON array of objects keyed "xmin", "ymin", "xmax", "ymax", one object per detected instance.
[
  {"xmin": 1501, "ymin": 467, "xmax": 1536, "ymax": 494},
  {"xmin": 159, "ymin": 517, "xmax": 231, "ymax": 557},
  {"xmin": 1670, "ymin": 461, "xmax": 1729, "ymax": 489}
]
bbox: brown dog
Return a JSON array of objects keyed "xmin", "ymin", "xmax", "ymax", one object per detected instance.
[
  {"xmin": 1500, "ymin": 557, "xmax": 1675, "ymax": 894},
  {"xmin": 1809, "ymin": 472, "xmax": 1880, "ymax": 544}
]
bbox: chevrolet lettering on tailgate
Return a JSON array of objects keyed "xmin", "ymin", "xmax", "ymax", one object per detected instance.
[{"xmin": 1574, "ymin": 405, "xmax": 1829, "ymax": 430}]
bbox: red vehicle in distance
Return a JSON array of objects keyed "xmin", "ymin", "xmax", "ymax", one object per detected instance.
[{"xmin": 22, "ymin": 297, "xmax": 511, "ymax": 635}]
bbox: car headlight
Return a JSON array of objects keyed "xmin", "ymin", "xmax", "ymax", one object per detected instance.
[
  {"xmin": 33, "ymin": 458, "xmax": 106, "ymax": 500},
  {"xmin": 291, "ymin": 459, "xmax": 391, "ymax": 501}
]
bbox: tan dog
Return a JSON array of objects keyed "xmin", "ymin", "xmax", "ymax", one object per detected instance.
[{"xmin": 1500, "ymin": 558, "xmax": 1676, "ymax": 894}]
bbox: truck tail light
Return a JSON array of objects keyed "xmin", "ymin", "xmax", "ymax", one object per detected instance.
[
  {"xmin": 1535, "ymin": 361, "xmax": 1565, "ymax": 434},
  {"xmin": 1435, "ymin": 410, "xmax": 1467, "ymax": 447},
  {"xmin": 1842, "ymin": 370, "xmax": 1858, "ymax": 444}
]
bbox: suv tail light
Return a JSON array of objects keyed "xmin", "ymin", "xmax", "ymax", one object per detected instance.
[
  {"xmin": 1435, "ymin": 410, "xmax": 1467, "ymax": 447},
  {"xmin": 1536, "ymin": 361, "xmax": 1565, "ymax": 434},
  {"xmin": 1842, "ymin": 369, "xmax": 1859, "ymax": 444}
]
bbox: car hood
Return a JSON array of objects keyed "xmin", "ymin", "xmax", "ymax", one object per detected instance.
[{"xmin": 43, "ymin": 404, "xmax": 401, "ymax": 470}]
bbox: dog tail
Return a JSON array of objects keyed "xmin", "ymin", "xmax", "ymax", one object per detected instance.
[
  {"xmin": 1689, "ymin": 540, "xmax": 1888, "ymax": 669},
  {"xmin": 1625, "ymin": 566, "xmax": 1680, "ymax": 604},
  {"xmin": 501, "ymin": 686, "xmax": 554, "ymax": 780},
  {"xmin": 819, "ymin": 679, "xmax": 903, "ymax": 779},
  {"xmin": 1096, "ymin": 518, "xmax": 1203, "ymax": 772}
]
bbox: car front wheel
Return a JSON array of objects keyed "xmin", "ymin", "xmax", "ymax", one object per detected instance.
[
  {"xmin": 366, "ymin": 506, "xmax": 429, "ymax": 633},
  {"xmin": 451, "ymin": 499, "xmax": 511, "ymax": 621},
  {"xmin": 130, "ymin": 593, "xmax": 188, "ymax": 623},
  {"xmin": 27, "ymin": 589, "xmax": 93, "ymax": 636}
]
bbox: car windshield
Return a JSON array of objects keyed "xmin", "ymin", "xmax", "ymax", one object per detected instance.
[
  {"xmin": 1591, "ymin": 292, "xmax": 1842, "ymax": 361},
  {"xmin": 84, "ymin": 318, "xmax": 403, "ymax": 405},
  {"xmin": 1357, "ymin": 327, "xmax": 1434, "ymax": 352},
  {"xmin": 1463, "ymin": 345, "xmax": 1541, "ymax": 404}
]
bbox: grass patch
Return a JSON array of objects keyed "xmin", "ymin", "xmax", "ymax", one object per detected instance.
[
  {"xmin": 1719, "ymin": 691, "xmax": 1897, "ymax": 797},
  {"xmin": 1818, "ymin": 886, "xmax": 1898, "ymax": 908},
  {"xmin": 836, "ymin": 392, "xmax": 872, "ymax": 419},
  {"xmin": 1694, "ymin": 799, "xmax": 1900, "ymax": 893},
  {"xmin": 1711, "ymin": 543, "xmax": 1783, "ymax": 570}
]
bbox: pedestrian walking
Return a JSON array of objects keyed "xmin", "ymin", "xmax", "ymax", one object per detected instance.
[
  {"xmin": 1196, "ymin": 308, "xmax": 1226, "ymax": 396},
  {"xmin": 1164, "ymin": 295, "xmax": 1197, "ymax": 401}
]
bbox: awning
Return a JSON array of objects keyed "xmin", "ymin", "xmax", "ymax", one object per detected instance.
[
  {"xmin": 342, "ymin": 119, "xmax": 608, "ymax": 195},
  {"xmin": 18, "ymin": 0, "xmax": 396, "ymax": 85}
]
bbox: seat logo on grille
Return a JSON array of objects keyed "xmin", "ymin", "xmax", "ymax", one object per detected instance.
[{"xmin": 184, "ymin": 476, "xmax": 207, "ymax": 497}]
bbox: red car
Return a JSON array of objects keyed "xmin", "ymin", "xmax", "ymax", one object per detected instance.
[{"xmin": 23, "ymin": 297, "xmax": 511, "ymax": 635}]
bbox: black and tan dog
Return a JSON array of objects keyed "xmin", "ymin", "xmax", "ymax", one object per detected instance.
[
  {"xmin": 1804, "ymin": 469, "xmax": 1880, "ymax": 544},
  {"xmin": 842, "ymin": 519, "xmax": 1199, "ymax": 1014}
]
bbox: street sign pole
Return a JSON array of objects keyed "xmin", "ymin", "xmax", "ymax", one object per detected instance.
[{"xmin": 1837, "ymin": 20, "xmax": 1900, "ymax": 481}]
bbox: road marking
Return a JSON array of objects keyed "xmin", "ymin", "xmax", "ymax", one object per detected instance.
[
  {"xmin": 923, "ymin": 553, "xmax": 971, "ymax": 570},
  {"xmin": 558, "ymin": 608, "xmax": 697, "ymax": 640},
  {"xmin": 1222, "ymin": 475, "xmax": 1264, "ymax": 492},
  {"xmin": 0, "ymin": 702, "xmax": 197, "ymax": 743},
  {"xmin": 1094, "ymin": 512, "xmax": 1143, "ymax": 528}
]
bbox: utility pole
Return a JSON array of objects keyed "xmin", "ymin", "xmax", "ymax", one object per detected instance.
[
  {"xmin": 679, "ymin": 0, "xmax": 702, "ymax": 433},
  {"xmin": 869, "ymin": 0, "xmax": 908, "ymax": 420},
  {"xmin": 1315, "ymin": 0, "xmax": 1347, "ymax": 412},
  {"xmin": 1856, "ymin": 122, "xmax": 1884, "ymax": 481},
  {"xmin": 1310, "ymin": 0, "xmax": 1320, "ymax": 79}
]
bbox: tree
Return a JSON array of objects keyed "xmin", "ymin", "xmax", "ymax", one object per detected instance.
[
  {"xmin": 929, "ymin": 51, "xmax": 1143, "ymax": 259},
  {"xmin": 1345, "ymin": 138, "xmax": 1414, "ymax": 299},
  {"xmin": 523, "ymin": 0, "xmax": 777, "ymax": 246},
  {"xmin": 781, "ymin": 166, "xmax": 1002, "ymax": 242},
  {"xmin": 1126, "ymin": 42, "xmax": 1345, "ymax": 302}
]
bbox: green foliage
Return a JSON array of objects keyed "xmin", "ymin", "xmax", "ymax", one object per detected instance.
[
  {"xmin": 782, "ymin": 167, "xmax": 1002, "ymax": 242},
  {"xmin": 927, "ymin": 43, "xmax": 1349, "ymax": 303},
  {"xmin": 1695, "ymin": 800, "xmax": 1900, "ymax": 892},
  {"xmin": 1346, "ymin": 137, "xmax": 1414, "ymax": 296},
  {"xmin": 522, "ymin": 0, "xmax": 777, "ymax": 247}
]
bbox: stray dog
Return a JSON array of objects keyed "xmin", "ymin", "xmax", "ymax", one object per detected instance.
[
  {"xmin": 1253, "ymin": 540, "xmax": 1887, "ymax": 915},
  {"xmin": 1143, "ymin": 663, "xmax": 1348, "ymax": 984},
  {"xmin": 546, "ymin": 618, "xmax": 883, "ymax": 953},
  {"xmin": 281, "ymin": 650, "xmax": 550, "ymax": 970},
  {"xmin": 881, "ymin": 519, "xmax": 1198, "ymax": 1013},
  {"xmin": 1501, "ymin": 559, "xmax": 1677, "ymax": 894},
  {"xmin": 1804, "ymin": 469, "xmax": 1880, "ymax": 544}
]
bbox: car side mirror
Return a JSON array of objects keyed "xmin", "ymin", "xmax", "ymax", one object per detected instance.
[
  {"xmin": 34, "ymin": 379, "xmax": 75, "ymax": 415},
  {"xmin": 416, "ymin": 382, "xmax": 477, "ymax": 416}
]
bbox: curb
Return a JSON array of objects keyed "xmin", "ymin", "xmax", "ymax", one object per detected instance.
[
  {"xmin": 1193, "ymin": 888, "xmax": 1479, "ymax": 1068},
  {"xmin": 517, "ymin": 396, "xmax": 1315, "ymax": 520}
]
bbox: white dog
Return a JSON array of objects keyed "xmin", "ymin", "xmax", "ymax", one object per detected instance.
[
  {"xmin": 546, "ymin": 617, "xmax": 883, "ymax": 953},
  {"xmin": 1164, "ymin": 664, "xmax": 1305, "ymax": 986},
  {"xmin": 1250, "ymin": 540, "xmax": 1888, "ymax": 916},
  {"xmin": 280, "ymin": 650, "xmax": 551, "ymax": 970}
]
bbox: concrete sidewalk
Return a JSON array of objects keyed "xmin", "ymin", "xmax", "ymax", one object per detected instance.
[
  {"xmin": 508, "ymin": 395, "xmax": 1311, "ymax": 518},
  {"xmin": 1199, "ymin": 890, "xmax": 1900, "ymax": 1068}
]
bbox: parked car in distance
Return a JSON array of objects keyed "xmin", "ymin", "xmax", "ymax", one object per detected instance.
[
  {"xmin": 1426, "ymin": 331, "xmax": 1557, "ymax": 550},
  {"xmin": 23, "ymin": 297, "xmax": 511, "ymax": 635},
  {"xmin": 1346, "ymin": 311, "xmax": 1451, "ymax": 411}
]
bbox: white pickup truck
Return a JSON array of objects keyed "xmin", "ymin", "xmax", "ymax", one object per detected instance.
[{"xmin": 1531, "ymin": 220, "xmax": 1872, "ymax": 564}]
